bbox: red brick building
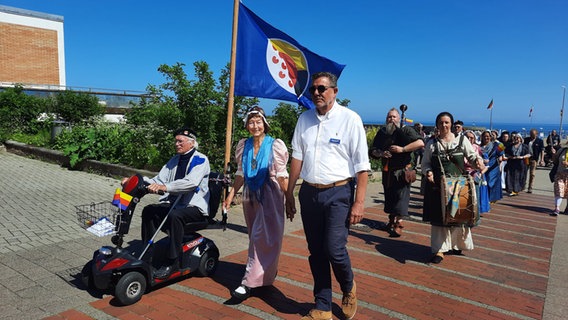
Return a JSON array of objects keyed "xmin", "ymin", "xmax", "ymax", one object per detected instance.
[{"xmin": 0, "ymin": 5, "xmax": 65, "ymax": 88}]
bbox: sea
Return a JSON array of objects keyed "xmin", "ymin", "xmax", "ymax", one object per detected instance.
[{"xmin": 363, "ymin": 121, "xmax": 565, "ymax": 139}]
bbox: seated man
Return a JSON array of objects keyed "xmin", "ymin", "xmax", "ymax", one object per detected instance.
[{"xmin": 128, "ymin": 127, "xmax": 210, "ymax": 279}]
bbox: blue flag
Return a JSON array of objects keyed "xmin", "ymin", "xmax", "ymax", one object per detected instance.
[{"xmin": 235, "ymin": 3, "xmax": 346, "ymax": 108}]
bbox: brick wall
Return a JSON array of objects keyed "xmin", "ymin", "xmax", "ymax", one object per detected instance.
[{"xmin": 0, "ymin": 22, "xmax": 60, "ymax": 85}]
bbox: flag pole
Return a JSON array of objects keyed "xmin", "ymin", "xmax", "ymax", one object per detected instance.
[
  {"xmin": 560, "ymin": 86, "xmax": 566, "ymax": 139},
  {"xmin": 487, "ymin": 98, "xmax": 493, "ymax": 131},
  {"xmin": 219, "ymin": 0, "xmax": 240, "ymax": 228},
  {"xmin": 224, "ymin": 0, "xmax": 240, "ymax": 174}
]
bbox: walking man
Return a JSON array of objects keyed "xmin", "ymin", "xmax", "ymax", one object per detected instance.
[
  {"xmin": 369, "ymin": 108, "xmax": 424, "ymax": 237},
  {"xmin": 524, "ymin": 128, "xmax": 544, "ymax": 193},
  {"xmin": 285, "ymin": 72, "xmax": 370, "ymax": 320}
]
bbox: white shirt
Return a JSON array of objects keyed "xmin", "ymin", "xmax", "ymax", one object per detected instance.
[{"xmin": 291, "ymin": 101, "xmax": 371, "ymax": 185}]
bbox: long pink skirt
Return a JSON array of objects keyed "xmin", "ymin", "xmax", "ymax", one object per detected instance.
[{"xmin": 241, "ymin": 179, "xmax": 285, "ymax": 288}]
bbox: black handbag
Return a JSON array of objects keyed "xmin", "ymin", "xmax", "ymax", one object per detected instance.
[
  {"xmin": 549, "ymin": 162, "xmax": 559, "ymax": 183},
  {"xmin": 549, "ymin": 148, "xmax": 566, "ymax": 183}
]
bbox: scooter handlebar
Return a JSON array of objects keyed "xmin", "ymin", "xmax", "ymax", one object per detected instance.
[
  {"xmin": 146, "ymin": 187, "xmax": 165, "ymax": 195},
  {"xmin": 143, "ymin": 181, "xmax": 165, "ymax": 195}
]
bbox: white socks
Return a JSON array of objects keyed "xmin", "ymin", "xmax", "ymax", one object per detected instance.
[{"xmin": 555, "ymin": 197, "xmax": 563, "ymax": 210}]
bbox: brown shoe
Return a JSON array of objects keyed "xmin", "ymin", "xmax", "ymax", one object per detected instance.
[
  {"xmin": 430, "ymin": 252, "xmax": 444, "ymax": 264},
  {"xmin": 389, "ymin": 221, "xmax": 403, "ymax": 237},
  {"xmin": 342, "ymin": 281, "xmax": 357, "ymax": 319},
  {"xmin": 300, "ymin": 309, "xmax": 332, "ymax": 320}
]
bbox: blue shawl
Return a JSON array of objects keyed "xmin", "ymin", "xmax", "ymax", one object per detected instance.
[{"xmin": 242, "ymin": 136, "xmax": 274, "ymax": 193}]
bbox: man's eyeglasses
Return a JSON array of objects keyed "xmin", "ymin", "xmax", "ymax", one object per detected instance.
[{"xmin": 309, "ymin": 85, "xmax": 335, "ymax": 95}]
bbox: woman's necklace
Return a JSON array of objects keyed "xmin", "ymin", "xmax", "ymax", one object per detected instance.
[{"xmin": 251, "ymin": 136, "xmax": 264, "ymax": 169}]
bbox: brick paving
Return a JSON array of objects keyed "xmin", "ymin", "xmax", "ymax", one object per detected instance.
[{"xmin": 0, "ymin": 146, "xmax": 566, "ymax": 319}]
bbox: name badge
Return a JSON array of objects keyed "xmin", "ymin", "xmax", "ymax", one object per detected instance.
[{"xmin": 329, "ymin": 138, "xmax": 340, "ymax": 144}]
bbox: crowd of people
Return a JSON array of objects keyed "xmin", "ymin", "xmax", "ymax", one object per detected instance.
[
  {"xmin": 370, "ymin": 114, "xmax": 560, "ymax": 266},
  {"xmin": 416, "ymin": 125, "xmax": 561, "ymax": 217},
  {"xmin": 131, "ymin": 70, "xmax": 560, "ymax": 320}
]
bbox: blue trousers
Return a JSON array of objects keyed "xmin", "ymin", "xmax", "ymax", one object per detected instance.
[{"xmin": 299, "ymin": 182, "xmax": 355, "ymax": 311}]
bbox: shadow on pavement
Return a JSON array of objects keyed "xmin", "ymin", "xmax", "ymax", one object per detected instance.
[
  {"xmin": 55, "ymin": 265, "xmax": 105, "ymax": 299},
  {"xmin": 350, "ymin": 218, "xmax": 431, "ymax": 264},
  {"xmin": 499, "ymin": 201, "xmax": 552, "ymax": 214},
  {"xmin": 212, "ymin": 260, "xmax": 312, "ymax": 316}
]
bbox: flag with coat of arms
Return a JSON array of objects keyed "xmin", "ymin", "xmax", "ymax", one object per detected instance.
[{"xmin": 235, "ymin": 3, "xmax": 346, "ymax": 109}]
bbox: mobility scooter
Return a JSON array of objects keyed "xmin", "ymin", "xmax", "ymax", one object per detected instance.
[{"xmin": 79, "ymin": 173, "xmax": 227, "ymax": 305}]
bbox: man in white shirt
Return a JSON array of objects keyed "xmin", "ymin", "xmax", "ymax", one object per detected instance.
[{"xmin": 285, "ymin": 72, "xmax": 370, "ymax": 320}]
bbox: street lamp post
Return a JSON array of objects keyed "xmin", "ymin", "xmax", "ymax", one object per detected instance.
[
  {"xmin": 560, "ymin": 86, "xmax": 566, "ymax": 139},
  {"xmin": 400, "ymin": 104, "xmax": 408, "ymax": 127}
]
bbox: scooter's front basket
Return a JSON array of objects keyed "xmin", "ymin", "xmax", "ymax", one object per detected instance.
[{"xmin": 75, "ymin": 201, "xmax": 118, "ymax": 237}]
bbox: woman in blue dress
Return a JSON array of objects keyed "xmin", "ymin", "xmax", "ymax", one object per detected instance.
[{"xmin": 479, "ymin": 131, "xmax": 505, "ymax": 203}]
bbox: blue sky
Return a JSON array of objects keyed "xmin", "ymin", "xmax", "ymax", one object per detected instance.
[{"xmin": 3, "ymin": 0, "xmax": 567, "ymax": 126}]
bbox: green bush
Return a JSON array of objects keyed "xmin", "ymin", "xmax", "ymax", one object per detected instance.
[
  {"xmin": 366, "ymin": 126, "xmax": 382, "ymax": 171},
  {"xmin": 0, "ymin": 85, "xmax": 47, "ymax": 137},
  {"xmin": 9, "ymin": 126, "xmax": 52, "ymax": 147},
  {"xmin": 49, "ymin": 90, "xmax": 105, "ymax": 124},
  {"xmin": 53, "ymin": 121, "xmax": 173, "ymax": 169}
]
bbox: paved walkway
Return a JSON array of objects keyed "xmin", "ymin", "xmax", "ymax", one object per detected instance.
[{"xmin": 0, "ymin": 147, "xmax": 566, "ymax": 319}]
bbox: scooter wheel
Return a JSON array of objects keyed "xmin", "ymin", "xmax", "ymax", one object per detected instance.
[
  {"xmin": 115, "ymin": 271, "xmax": 146, "ymax": 305},
  {"xmin": 197, "ymin": 251, "xmax": 219, "ymax": 277}
]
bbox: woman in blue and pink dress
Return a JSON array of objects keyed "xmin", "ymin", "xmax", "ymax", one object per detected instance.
[{"xmin": 223, "ymin": 106, "xmax": 289, "ymax": 300}]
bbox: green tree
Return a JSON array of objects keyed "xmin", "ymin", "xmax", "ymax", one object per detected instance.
[
  {"xmin": 366, "ymin": 126, "xmax": 382, "ymax": 171},
  {"xmin": 155, "ymin": 62, "xmax": 226, "ymax": 170},
  {"xmin": 270, "ymin": 102, "xmax": 303, "ymax": 145},
  {"xmin": 217, "ymin": 63, "xmax": 259, "ymax": 171},
  {"xmin": 126, "ymin": 61, "xmax": 261, "ymax": 172},
  {"xmin": 50, "ymin": 90, "xmax": 105, "ymax": 124},
  {"xmin": 0, "ymin": 85, "xmax": 46, "ymax": 138},
  {"xmin": 126, "ymin": 83, "xmax": 184, "ymax": 129}
]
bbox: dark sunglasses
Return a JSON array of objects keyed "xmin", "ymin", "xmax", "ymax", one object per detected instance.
[{"xmin": 308, "ymin": 85, "xmax": 335, "ymax": 95}]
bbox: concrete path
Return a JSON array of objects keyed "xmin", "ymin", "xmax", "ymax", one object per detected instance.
[{"xmin": 0, "ymin": 147, "xmax": 566, "ymax": 319}]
